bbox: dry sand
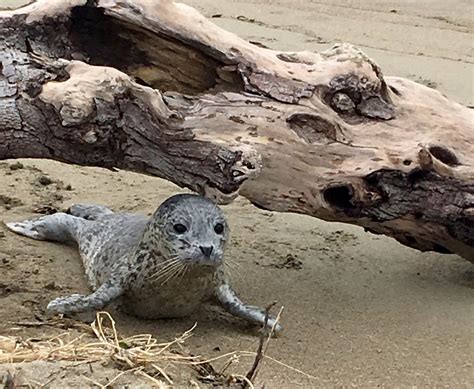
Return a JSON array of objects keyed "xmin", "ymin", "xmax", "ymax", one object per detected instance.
[{"xmin": 0, "ymin": 0, "xmax": 473, "ymax": 387}]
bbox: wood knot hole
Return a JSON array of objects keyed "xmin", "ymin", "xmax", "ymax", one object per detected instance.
[
  {"xmin": 323, "ymin": 185, "xmax": 354, "ymax": 209},
  {"xmin": 428, "ymin": 146, "xmax": 459, "ymax": 167}
]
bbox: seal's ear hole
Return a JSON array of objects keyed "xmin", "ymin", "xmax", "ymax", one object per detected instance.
[
  {"xmin": 428, "ymin": 146, "xmax": 459, "ymax": 166},
  {"xmin": 323, "ymin": 185, "xmax": 354, "ymax": 209}
]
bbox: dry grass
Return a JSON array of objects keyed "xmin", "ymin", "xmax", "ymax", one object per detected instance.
[
  {"xmin": 0, "ymin": 310, "xmax": 316, "ymax": 387},
  {"xmin": 0, "ymin": 312, "xmax": 221, "ymax": 387},
  {"xmin": 1, "ymin": 312, "xmax": 196, "ymax": 366}
]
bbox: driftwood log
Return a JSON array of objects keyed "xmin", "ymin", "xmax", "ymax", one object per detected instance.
[{"xmin": 1, "ymin": 0, "xmax": 473, "ymax": 261}]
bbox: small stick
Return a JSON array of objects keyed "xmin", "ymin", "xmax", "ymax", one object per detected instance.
[
  {"xmin": 12, "ymin": 321, "xmax": 48, "ymax": 327},
  {"xmin": 151, "ymin": 364, "xmax": 173, "ymax": 385},
  {"xmin": 243, "ymin": 301, "xmax": 280, "ymax": 388},
  {"xmin": 219, "ymin": 353, "xmax": 239, "ymax": 375},
  {"xmin": 234, "ymin": 374, "xmax": 255, "ymax": 389}
]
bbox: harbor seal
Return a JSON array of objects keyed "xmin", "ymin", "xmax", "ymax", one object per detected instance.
[{"xmin": 6, "ymin": 194, "xmax": 282, "ymax": 333}]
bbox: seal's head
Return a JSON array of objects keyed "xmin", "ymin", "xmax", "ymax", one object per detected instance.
[{"xmin": 148, "ymin": 194, "xmax": 229, "ymax": 266}]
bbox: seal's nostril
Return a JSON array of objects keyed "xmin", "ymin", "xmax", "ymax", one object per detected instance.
[{"xmin": 200, "ymin": 246, "xmax": 213, "ymax": 257}]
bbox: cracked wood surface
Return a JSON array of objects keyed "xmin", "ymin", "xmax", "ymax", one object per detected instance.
[{"xmin": 0, "ymin": 0, "xmax": 473, "ymax": 261}]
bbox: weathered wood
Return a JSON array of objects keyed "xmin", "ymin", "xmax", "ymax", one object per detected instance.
[{"xmin": 1, "ymin": 0, "xmax": 473, "ymax": 261}]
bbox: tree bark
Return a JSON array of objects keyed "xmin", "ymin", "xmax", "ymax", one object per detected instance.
[{"xmin": 1, "ymin": 0, "xmax": 473, "ymax": 261}]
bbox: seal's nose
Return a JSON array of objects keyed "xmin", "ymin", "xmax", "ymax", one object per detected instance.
[{"xmin": 199, "ymin": 246, "xmax": 213, "ymax": 257}]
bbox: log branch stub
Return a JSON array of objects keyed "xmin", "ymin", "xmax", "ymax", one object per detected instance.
[{"xmin": 1, "ymin": 0, "xmax": 473, "ymax": 261}]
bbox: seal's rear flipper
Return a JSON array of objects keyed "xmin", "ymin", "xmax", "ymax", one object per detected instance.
[
  {"xmin": 5, "ymin": 213, "xmax": 84, "ymax": 243},
  {"xmin": 5, "ymin": 219, "xmax": 45, "ymax": 240}
]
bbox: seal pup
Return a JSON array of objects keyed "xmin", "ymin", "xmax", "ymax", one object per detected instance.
[{"xmin": 5, "ymin": 194, "xmax": 282, "ymax": 333}]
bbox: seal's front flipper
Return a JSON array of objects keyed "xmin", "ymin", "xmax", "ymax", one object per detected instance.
[
  {"xmin": 215, "ymin": 283, "xmax": 283, "ymax": 334},
  {"xmin": 46, "ymin": 278, "xmax": 124, "ymax": 315}
]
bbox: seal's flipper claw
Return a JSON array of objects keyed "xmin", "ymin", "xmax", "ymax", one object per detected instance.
[
  {"xmin": 47, "ymin": 294, "xmax": 87, "ymax": 315},
  {"xmin": 216, "ymin": 283, "xmax": 283, "ymax": 335},
  {"xmin": 47, "ymin": 278, "xmax": 125, "ymax": 315}
]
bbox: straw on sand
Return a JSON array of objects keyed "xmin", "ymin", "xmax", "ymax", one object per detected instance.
[
  {"xmin": 0, "ymin": 312, "xmax": 211, "ymax": 387},
  {"xmin": 0, "ymin": 309, "xmax": 317, "ymax": 387}
]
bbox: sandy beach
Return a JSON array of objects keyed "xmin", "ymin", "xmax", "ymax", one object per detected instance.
[{"xmin": 0, "ymin": 0, "xmax": 473, "ymax": 387}]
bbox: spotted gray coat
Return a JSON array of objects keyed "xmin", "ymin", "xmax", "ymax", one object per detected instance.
[{"xmin": 6, "ymin": 194, "xmax": 282, "ymax": 333}]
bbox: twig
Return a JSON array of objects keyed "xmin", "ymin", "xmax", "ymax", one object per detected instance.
[
  {"xmin": 151, "ymin": 364, "xmax": 173, "ymax": 386},
  {"xmin": 12, "ymin": 321, "xmax": 48, "ymax": 327},
  {"xmin": 243, "ymin": 302, "xmax": 281, "ymax": 388},
  {"xmin": 135, "ymin": 370, "xmax": 167, "ymax": 388},
  {"xmin": 262, "ymin": 307, "xmax": 284, "ymax": 357},
  {"xmin": 219, "ymin": 353, "xmax": 240, "ymax": 375},
  {"xmin": 234, "ymin": 374, "xmax": 255, "ymax": 389}
]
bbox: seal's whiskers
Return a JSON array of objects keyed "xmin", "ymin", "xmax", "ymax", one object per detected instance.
[
  {"xmin": 149, "ymin": 256, "xmax": 180, "ymax": 272},
  {"xmin": 151, "ymin": 261, "xmax": 182, "ymax": 282},
  {"xmin": 149, "ymin": 259, "xmax": 182, "ymax": 281},
  {"xmin": 176, "ymin": 265, "xmax": 189, "ymax": 283},
  {"xmin": 159, "ymin": 263, "xmax": 187, "ymax": 285}
]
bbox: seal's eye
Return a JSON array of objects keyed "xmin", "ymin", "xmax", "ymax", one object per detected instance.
[
  {"xmin": 214, "ymin": 223, "xmax": 224, "ymax": 235},
  {"xmin": 173, "ymin": 224, "xmax": 187, "ymax": 234}
]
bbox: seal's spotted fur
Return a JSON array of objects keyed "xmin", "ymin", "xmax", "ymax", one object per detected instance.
[{"xmin": 6, "ymin": 194, "xmax": 281, "ymax": 332}]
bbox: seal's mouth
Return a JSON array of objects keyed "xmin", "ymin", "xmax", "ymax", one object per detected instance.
[{"xmin": 185, "ymin": 255, "xmax": 222, "ymax": 268}]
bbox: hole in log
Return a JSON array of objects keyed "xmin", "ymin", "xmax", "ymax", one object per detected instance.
[
  {"xmin": 389, "ymin": 85, "xmax": 402, "ymax": 96},
  {"xmin": 249, "ymin": 40, "xmax": 270, "ymax": 49},
  {"xmin": 404, "ymin": 235, "xmax": 417, "ymax": 245},
  {"xmin": 432, "ymin": 244, "xmax": 452, "ymax": 254},
  {"xmin": 277, "ymin": 53, "xmax": 304, "ymax": 64},
  {"xmin": 323, "ymin": 185, "xmax": 354, "ymax": 209},
  {"xmin": 69, "ymin": 5, "xmax": 224, "ymax": 94},
  {"xmin": 249, "ymin": 200, "xmax": 272, "ymax": 211},
  {"xmin": 133, "ymin": 76, "xmax": 153, "ymax": 88},
  {"xmin": 428, "ymin": 146, "xmax": 459, "ymax": 166},
  {"xmin": 286, "ymin": 113, "xmax": 339, "ymax": 143}
]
